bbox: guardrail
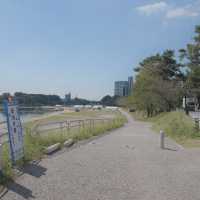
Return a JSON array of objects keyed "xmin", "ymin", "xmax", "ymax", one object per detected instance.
[
  {"xmin": 193, "ymin": 118, "xmax": 200, "ymax": 131},
  {"xmin": 189, "ymin": 112, "xmax": 200, "ymax": 130},
  {"xmin": 32, "ymin": 118, "xmax": 114, "ymax": 136},
  {"xmin": 0, "ymin": 117, "xmax": 118, "ymax": 145},
  {"xmin": 189, "ymin": 111, "xmax": 200, "ymax": 119}
]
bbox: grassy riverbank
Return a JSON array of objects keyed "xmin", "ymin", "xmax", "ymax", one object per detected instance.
[
  {"xmin": 132, "ymin": 111, "xmax": 200, "ymax": 148},
  {"xmin": 0, "ymin": 109, "xmax": 127, "ymax": 185}
]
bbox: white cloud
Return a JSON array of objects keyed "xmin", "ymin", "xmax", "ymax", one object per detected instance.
[
  {"xmin": 166, "ymin": 7, "xmax": 199, "ymax": 19},
  {"xmin": 136, "ymin": 1, "xmax": 200, "ymax": 19},
  {"xmin": 136, "ymin": 1, "xmax": 167, "ymax": 15}
]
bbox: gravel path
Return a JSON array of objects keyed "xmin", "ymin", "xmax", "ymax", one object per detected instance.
[{"xmin": 1, "ymin": 111, "xmax": 200, "ymax": 200}]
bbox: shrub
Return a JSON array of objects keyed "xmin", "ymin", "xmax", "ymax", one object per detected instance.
[{"xmin": 152, "ymin": 111, "xmax": 199, "ymax": 140}]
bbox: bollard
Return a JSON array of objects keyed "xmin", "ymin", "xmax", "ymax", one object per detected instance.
[
  {"xmin": 160, "ymin": 130, "xmax": 165, "ymax": 149},
  {"xmin": 0, "ymin": 144, "xmax": 2, "ymax": 175},
  {"xmin": 194, "ymin": 118, "xmax": 199, "ymax": 131}
]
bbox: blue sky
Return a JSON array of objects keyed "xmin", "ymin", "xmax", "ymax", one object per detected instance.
[{"xmin": 0, "ymin": 0, "xmax": 200, "ymax": 100}]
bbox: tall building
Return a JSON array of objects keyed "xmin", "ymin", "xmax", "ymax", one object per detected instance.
[
  {"xmin": 114, "ymin": 76, "xmax": 134, "ymax": 97},
  {"xmin": 114, "ymin": 81, "xmax": 129, "ymax": 97},
  {"xmin": 128, "ymin": 76, "xmax": 133, "ymax": 95}
]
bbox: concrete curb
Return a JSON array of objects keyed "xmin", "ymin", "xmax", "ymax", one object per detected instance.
[
  {"xmin": 64, "ymin": 139, "xmax": 74, "ymax": 147},
  {"xmin": 45, "ymin": 143, "xmax": 61, "ymax": 154}
]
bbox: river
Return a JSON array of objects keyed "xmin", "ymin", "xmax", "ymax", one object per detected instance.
[{"xmin": 0, "ymin": 111, "xmax": 51, "ymax": 123}]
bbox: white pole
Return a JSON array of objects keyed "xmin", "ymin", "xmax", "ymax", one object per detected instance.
[
  {"xmin": 160, "ymin": 130, "xmax": 165, "ymax": 149},
  {"xmin": 0, "ymin": 144, "xmax": 2, "ymax": 173}
]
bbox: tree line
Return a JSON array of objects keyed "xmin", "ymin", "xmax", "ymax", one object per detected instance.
[
  {"xmin": 0, "ymin": 92, "xmax": 63, "ymax": 106},
  {"xmin": 0, "ymin": 92, "xmax": 122, "ymax": 107},
  {"xmin": 129, "ymin": 25, "xmax": 200, "ymax": 117},
  {"xmin": 0, "ymin": 92, "xmax": 99, "ymax": 107}
]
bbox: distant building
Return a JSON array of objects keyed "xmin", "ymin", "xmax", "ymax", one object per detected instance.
[
  {"xmin": 114, "ymin": 76, "xmax": 134, "ymax": 97},
  {"xmin": 114, "ymin": 81, "xmax": 129, "ymax": 97},
  {"xmin": 128, "ymin": 76, "xmax": 133, "ymax": 95}
]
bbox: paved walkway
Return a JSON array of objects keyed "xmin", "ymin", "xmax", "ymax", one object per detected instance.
[{"xmin": 1, "ymin": 111, "xmax": 200, "ymax": 200}]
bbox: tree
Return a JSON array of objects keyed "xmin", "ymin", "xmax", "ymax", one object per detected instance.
[
  {"xmin": 101, "ymin": 95, "xmax": 119, "ymax": 106},
  {"xmin": 136, "ymin": 50, "xmax": 184, "ymax": 81},
  {"xmin": 179, "ymin": 25, "xmax": 200, "ymax": 99},
  {"xmin": 132, "ymin": 50, "xmax": 184, "ymax": 117},
  {"xmin": 14, "ymin": 92, "xmax": 63, "ymax": 106}
]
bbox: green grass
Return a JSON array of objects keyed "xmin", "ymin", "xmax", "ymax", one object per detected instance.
[
  {"xmin": 28, "ymin": 114, "xmax": 126, "ymax": 147},
  {"xmin": 0, "ymin": 144, "xmax": 13, "ymax": 184},
  {"xmin": 0, "ymin": 111, "xmax": 126, "ymax": 185},
  {"xmin": 132, "ymin": 111, "xmax": 200, "ymax": 148},
  {"xmin": 71, "ymin": 117, "xmax": 126, "ymax": 141},
  {"xmin": 151, "ymin": 111, "xmax": 200, "ymax": 147}
]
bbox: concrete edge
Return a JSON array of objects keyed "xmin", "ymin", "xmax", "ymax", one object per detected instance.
[{"xmin": 45, "ymin": 143, "xmax": 61, "ymax": 154}]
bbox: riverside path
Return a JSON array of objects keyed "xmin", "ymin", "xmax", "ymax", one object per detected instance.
[{"xmin": 1, "ymin": 111, "xmax": 200, "ymax": 200}]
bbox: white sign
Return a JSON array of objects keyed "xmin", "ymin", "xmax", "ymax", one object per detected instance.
[{"xmin": 4, "ymin": 100, "xmax": 24, "ymax": 163}]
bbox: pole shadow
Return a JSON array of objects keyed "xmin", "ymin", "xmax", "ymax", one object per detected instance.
[
  {"xmin": 20, "ymin": 162, "xmax": 47, "ymax": 178},
  {"xmin": 5, "ymin": 182, "xmax": 35, "ymax": 199},
  {"xmin": 0, "ymin": 162, "xmax": 46, "ymax": 199}
]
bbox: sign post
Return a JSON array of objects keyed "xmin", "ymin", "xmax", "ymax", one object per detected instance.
[
  {"xmin": 3, "ymin": 98, "xmax": 24, "ymax": 164},
  {"xmin": 0, "ymin": 144, "xmax": 2, "ymax": 176}
]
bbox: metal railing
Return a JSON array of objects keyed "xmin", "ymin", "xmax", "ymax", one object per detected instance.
[
  {"xmin": 32, "ymin": 118, "xmax": 115, "ymax": 136},
  {"xmin": 189, "ymin": 112, "xmax": 200, "ymax": 130},
  {"xmin": 189, "ymin": 111, "xmax": 200, "ymax": 119},
  {"xmin": 1, "ymin": 117, "xmax": 117, "ymax": 146}
]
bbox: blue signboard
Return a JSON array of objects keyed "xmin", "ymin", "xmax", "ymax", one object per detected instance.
[{"xmin": 4, "ymin": 99, "xmax": 24, "ymax": 163}]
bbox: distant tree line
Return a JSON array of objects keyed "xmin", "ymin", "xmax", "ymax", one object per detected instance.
[
  {"xmin": 66, "ymin": 95, "xmax": 119, "ymax": 106},
  {"xmin": 0, "ymin": 93, "xmax": 122, "ymax": 107},
  {"xmin": 128, "ymin": 25, "xmax": 200, "ymax": 117},
  {"xmin": 65, "ymin": 97, "xmax": 99, "ymax": 106},
  {"xmin": 0, "ymin": 92, "xmax": 100, "ymax": 107},
  {"xmin": 0, "ymin": 92, "xmax": 63, "ymax": 106}
]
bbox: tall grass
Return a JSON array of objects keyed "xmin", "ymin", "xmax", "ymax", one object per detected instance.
[
  {"xmin": 152, "ymin": 111, "xmax": 199, "ymax": 138},
  {"xmin": 0, "ymin": 144, "xmax": 13, "ymax": 184},
  {"xmin": 131, "ymin": 110, "xmax": 200, "ymax": 147}
]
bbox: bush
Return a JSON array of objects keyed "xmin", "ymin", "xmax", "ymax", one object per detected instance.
[{"xmin": 152, "ymin": 111, "xmax": 199, "ymax": 140}]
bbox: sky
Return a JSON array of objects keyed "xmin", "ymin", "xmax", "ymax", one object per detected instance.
[{"xmin": 0, "ymin": 0, "xmax": 200, "ymax": 100}]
